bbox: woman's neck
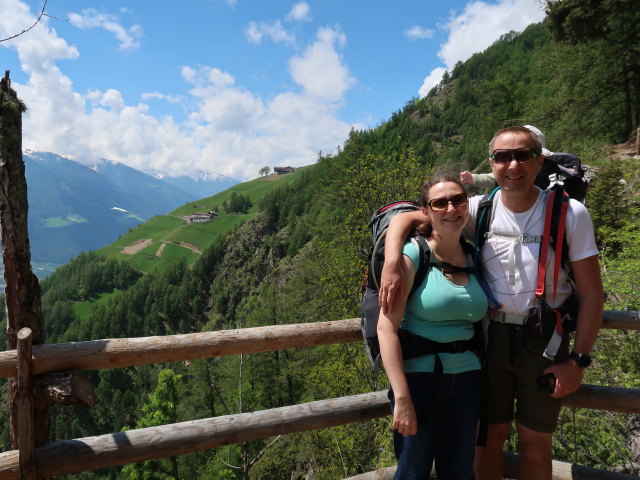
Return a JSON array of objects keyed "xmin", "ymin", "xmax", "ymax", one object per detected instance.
[{"xmin": 427, "ymin": 233, "xmax": 463, "ymax": 262}]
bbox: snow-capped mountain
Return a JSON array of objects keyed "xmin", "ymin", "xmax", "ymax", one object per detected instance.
[{"xmin": 155, "ymin": 170, "xmax": 239, "ymax": 200}]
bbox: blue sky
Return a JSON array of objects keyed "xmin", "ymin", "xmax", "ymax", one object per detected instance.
[{"xmin": 1, "ymin": 0, "xmax": 546, "ymax": 181}]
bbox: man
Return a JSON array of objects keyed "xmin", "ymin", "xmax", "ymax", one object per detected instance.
[{"xmin": 379, "ymin": 126, "xmax": 603, "ymax": 480}]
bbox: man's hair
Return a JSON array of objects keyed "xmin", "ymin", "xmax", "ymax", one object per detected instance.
[{"xmin": 488, "ymin": 126, "xmax": 542, "ymax": 155}]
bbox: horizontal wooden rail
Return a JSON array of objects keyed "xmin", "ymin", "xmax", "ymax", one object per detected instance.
[
  {"xmin": 344, "ymin": 452, "xmax": 639, "ymax": 479},
  {"xmin": 0, "ymin": 383, "xmax": 637, "ymax": 479},
  {"xmin": 0, "ymin": 391, "xmax": 390, "ymax": 479},
  {"xmin": 601, "ymin": 310, "xmax": 640, "ymax": 330},
  {"xmin": 0, "ymin": 319, "xmax": 364, "ymax": 378},
  {"xmin": 0, "ymin": 310, "xmax": 635, "ymax": 379}
]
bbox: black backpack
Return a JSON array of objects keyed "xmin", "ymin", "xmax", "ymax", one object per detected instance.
[
  {"xmin": 537, "ymin": 152, "xmax": 588, "ymax": 202},
  {"xmin": 360, "ymin": 201, "xmax": 429, "ymax": 374},
  {"xmin": 360, "ymin": 201, "xmax": 480, "ymax": 375}
]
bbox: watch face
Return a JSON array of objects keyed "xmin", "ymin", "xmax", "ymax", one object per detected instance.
[{"xmin": 571, "ymin": 352, "xmax": 592, "ymax": 368}]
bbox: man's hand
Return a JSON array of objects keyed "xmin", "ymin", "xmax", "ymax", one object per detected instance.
[
  {"xmin": 460, "ymin": 171, "xmax": 475, "ymax": 184},
  {"xmin": 544, "ymin": 360, "xmax": 584, "ymax": 398},
  {"xmin": 379, "ymin": 256, "xmax": 405, "ymax": 313}
]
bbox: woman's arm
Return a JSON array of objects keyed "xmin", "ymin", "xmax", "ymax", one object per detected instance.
[
  {"xmin": 379, "ymin": 210, "xmax": 425, "ymax": 313},
  {"xmin": 377, "ymin": 254, "xmax": 416, "ymax": 436}
]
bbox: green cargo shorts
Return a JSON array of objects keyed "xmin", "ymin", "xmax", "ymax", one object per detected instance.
[{"xmin": 485, "ymin": 320, "xmax": 569, "ymax": 433}]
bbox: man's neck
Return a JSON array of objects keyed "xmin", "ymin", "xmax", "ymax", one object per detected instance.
[{"xmin": 499, "ymin": 187, "xmax": 540, "ymax": 213}]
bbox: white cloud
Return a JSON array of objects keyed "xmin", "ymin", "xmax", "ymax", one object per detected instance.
[
  {"xmin": 68, "ymin": 8, "xmax": 143, "ymax": 51},
  {"xmin": 404, "ymin": 26, "xmax": 435, "ymax": 41},
  {"xmin": 289, "ymin": 26, "xmax": 354, "ymax": 102},
  {"xmin": 244, "ymin": 20, "xmax": 295, "ymax": 45},
  {"xmin": 287, "ymin": 2, "xmax": 312, "ymax": 22},
  {"xmin": 418, "ymin": 0, "xmax": 545, "ymax": 97},
  {"xmin": 2, "ymin": 1, "xmax": 353, "ymax": 181},
  {"xmin": 244, "ymin": 3, "xmax": 311, "ymax": 45},
  {"xmin": 86, "ymin": 88, "xmax": 126, "ymax": 113},
  {"xmin": 418, "ymin": 67, "xmax": 447, "ymax": 98},
  {"xmin": 141, "ymin": 92, "xmax": 182, "ymax": 104}
]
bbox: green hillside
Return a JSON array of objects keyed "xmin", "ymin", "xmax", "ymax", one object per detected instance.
[
  {"xmin": 4, "ymin": 4, "xmax": 640, "ymax": 478},
  {"xmin": 98, "ymin": 168, "xmax": 307, "ymax": 273}
]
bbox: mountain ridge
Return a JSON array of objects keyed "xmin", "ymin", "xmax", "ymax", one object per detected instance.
[{"xmin": 20, "ymin": 151, "xmax": 241, "ymax": 268}]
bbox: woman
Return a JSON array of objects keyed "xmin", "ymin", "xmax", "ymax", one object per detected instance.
[{"xmin": 377, "ymin": 174, "xmax": 488, "ymax": 479}]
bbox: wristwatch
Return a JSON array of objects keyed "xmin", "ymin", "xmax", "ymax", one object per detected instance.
[{"xmin": 569, "ymin": 351, "xmax": 592, "ymax": 368}]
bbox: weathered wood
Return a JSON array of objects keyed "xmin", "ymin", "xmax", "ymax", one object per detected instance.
[
  {"xmin": 343, "ymin": 453, "xmax": 639, "ymax": 479},
  {"xmin": 0, "ymin": 451, "xmax": 18, "ymax": 479},
  {"xmin": 0, "ymin": 71, "xmax": 40, "ymax": 347},
  {"xmin": 0, "ymin": 311, "xmax": 636, "ymax": 380},
  {"xmin": 0, "ymin": 383, "xmax": 634, "ymax": 479},
  {"xmin": 0, "ymin": 391, "xmax": 390, "ymax": 479},
  {"xmin": 0, "ymin": 319, "xmax": 363, "ymax": 378},
  {"xmin": 0, "ymin": 70, "xmax": 47, "ymax": 450},
  {"xmin": 343, "ymin": 466, "xmax": 397, "ymax": 479},
  {"xmin": 16, "ymin": 328, "xmax": 35, "ymax": 480},
  {"xmin": 601, "ymin": 310, "xmax": 640, "ymax": 330},
  {"xmin": 562, "ymin": 384, "xmax": 640, "ymax": 413},
  {"xmin": 32, "ymin": 372, "xmax": 94, "ymax": 408},
  {"xmin": 503, "ymin": 451, "xmax": 639, "ymax": 479}
]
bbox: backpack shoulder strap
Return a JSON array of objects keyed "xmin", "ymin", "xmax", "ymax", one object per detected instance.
[
  {"xmin": 408, "ymin": 233, "xmax": 431, "ymax": 296},
  {"xmin": 475, "ymin": 186, "xmax": 500, "ymax": 250},
  {"xmin": 548, "ymin": 185, "xmax": 570, "ymax": 267},
  {"xmin": 535, "ymin": 187, "xmax": 570, "ymax": 304}
]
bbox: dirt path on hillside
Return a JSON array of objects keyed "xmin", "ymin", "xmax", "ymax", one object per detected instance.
[
  {"xmin": 155, "ymin": 243, "xmax": 166, "ymax": 257},
  {"xmin": 178, "ymin": 242, "xmax": 201, "ymax": 254},
  {"xmin": 121, "ymin": 239, "xmax": 153, "ymax": 254}
]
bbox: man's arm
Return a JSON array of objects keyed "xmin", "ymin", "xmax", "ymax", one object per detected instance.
[
  {"xmin": 379, "ymin": 210, "xmax": 425, "ymax": 313},
  {"xmin": 472, "ymin": 173, "xmax": 496, "ymax": 189},
  {"xmin": 546, "ymin": 255, "xmax": 604, "ymax": 398}
]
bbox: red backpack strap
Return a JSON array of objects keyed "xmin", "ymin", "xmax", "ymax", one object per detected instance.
[
  {"xmin": 536, "ymin": 189, "xmax": 570, "ymax": 304},
  {"xmin": 535, "ymin": 190, "xmax": 555, "ymax": 300},
  {"xmin": 551, "ymin": 191, "xmax": 570, "ymax": 302}
]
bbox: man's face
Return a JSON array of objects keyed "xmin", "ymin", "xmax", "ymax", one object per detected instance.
[{"xmin": 489, "ymin": 132, "xmax": 543, "ymax": 193}]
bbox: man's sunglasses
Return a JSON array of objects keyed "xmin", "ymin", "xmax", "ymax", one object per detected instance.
[
  {"xmin": 491, "ymin": 148, "xmax": 540, "ymax": 164},
  {"xmin": 427, "ymin": 193, "xmax": 468, "ymax": 212}
]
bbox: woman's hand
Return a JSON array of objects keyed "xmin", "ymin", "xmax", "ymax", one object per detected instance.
[{"xmin": 392, "ymin": 396, "xmax": 418, "ymax": 437}]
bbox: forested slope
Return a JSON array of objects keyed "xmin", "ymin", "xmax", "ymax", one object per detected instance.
[{"xmin": 1, "ymin": 3, "xmax": 639, "ymax": 478}]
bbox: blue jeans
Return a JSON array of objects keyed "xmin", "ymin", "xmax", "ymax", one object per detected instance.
[{"xmin": 389, "ymin": 369, "xmax": 481, "ymax": 480}]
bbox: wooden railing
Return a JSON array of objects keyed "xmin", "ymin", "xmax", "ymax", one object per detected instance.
[{"xmin": 0, "ymin": 311, "xmax": 638, "ymax": 479}]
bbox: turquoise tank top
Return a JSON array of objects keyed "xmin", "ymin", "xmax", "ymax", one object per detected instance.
[{"xmin": 400, "ymin": 240, "xmax": 488, "ymax": 374}]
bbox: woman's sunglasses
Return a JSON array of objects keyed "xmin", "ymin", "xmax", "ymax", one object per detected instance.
[
  {"xmin": 427, "ymin": 193, "xmax": 468, "ymax": 212},
  {"xmin": 491, "ymin": 148, "xmax": 540, "ymax": 164}
]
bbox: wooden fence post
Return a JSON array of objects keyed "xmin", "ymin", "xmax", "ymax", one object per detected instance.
[{"xmin": 16, "ymin": 328, "xmax": 35, "ymax": 480}]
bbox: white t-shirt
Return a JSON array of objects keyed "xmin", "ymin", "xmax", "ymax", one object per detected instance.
[{"xmin": 464, "ymin": 188, "xmax": 598, "ymax": 316}]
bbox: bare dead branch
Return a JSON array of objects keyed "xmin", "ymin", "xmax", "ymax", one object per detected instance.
[{"xmin": 0, "ymin": 1, "xmax": 69, "ymax": 43}]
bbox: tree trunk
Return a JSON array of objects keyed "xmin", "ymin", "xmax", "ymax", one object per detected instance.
[{"xmin": 0, "ymin": 71, "xmax": 46, "ymax": 447}]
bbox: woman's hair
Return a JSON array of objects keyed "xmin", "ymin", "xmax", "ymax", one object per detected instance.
[{"xmin": 417, "ymin": 173, "xmax": 467, "ymax": 238}]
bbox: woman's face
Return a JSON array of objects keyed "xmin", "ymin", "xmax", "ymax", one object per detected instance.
[{"xmin": 422, "ymin": 181, "xmax": 469, "ymax": 235}]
